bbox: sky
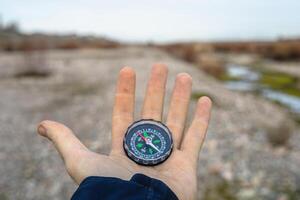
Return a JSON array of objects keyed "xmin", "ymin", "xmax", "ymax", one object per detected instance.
[{"xmin": 0, "ymin": 0, "xmax": 300, "ymax": 42}]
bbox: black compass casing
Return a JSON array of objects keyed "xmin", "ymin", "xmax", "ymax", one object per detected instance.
[{"xmin": 123, "ymin": 119, "xmax": 173, "ymax": 166}]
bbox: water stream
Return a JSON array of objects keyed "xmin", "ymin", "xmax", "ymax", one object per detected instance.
[{"xmin": 224, "ymin": 64, "xmax": 300, "ymax": 115}]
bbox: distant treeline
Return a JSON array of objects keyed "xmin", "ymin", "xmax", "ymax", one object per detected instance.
[
  {"xmin": 0, "ymin": 22, "xmax": 119, "ymax": 51},
  {"xmin": 0, "ymin": 33, "xmax": 120, "ymax": 51},
  {"xmin": 160, "ymin": 39, "xmax": 300, "ymax": 61},
  {"xmin": 211, "ymin": 40, "xmax": 300, "ymax": 61},
  {"xmin": 0, "ymin": 17, "xmax": 120, "ymax": 51}
]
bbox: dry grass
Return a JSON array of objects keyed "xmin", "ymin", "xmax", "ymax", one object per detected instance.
[
  {"xmin": 161, "ymin": 43, "xmax": 198, "ymax": 62},
  {"xmin": 160, "ymin": 43, "xmax": 225, "ymax": 77},
  {"xmin": 196, "ymin": 54, "xmax": 225, "ymax": 78}
]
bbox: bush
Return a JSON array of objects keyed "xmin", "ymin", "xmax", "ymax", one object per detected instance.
[
  {"xmin": 196, "ymin": 54, "xmax": 225, "ymax": 78},
  {"xmin": 265, "ymin": 42, "xmax": 300, "ymax": 61},
  {"xmin": 265, "ymin": 118, "xmax": 294, "ymax": 146},
  {"xmin": 14, "ymin": 51, "xmax": 51, "ymax": 78}
]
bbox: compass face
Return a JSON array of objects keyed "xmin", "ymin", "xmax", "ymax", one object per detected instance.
[{"xmin": 123, "ymin": 119, "xmax": 173, "ymax": 166}]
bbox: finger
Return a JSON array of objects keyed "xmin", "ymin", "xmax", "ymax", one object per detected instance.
[
  {"xmin": 181, "ymin": 96, "xmax": 212, "ymax": 161},
  {"xmin": 112, "ymin": 67, "xmax": 136, "ymax": 153},
  {"xmin": 167, "ymin": 73, "xmax": 192, "ymax": 149},
  {"xmin": 142, "ymin": 64, "xmax": 168, "ymax": 121},
  {"xmin": 37, "ymin": 120, "xmax": 88, "ymax": 162}
]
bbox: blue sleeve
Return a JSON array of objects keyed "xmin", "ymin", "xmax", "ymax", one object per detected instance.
[{"xmin": 71, "ymin": 173, "xmax": 178, "ymax": 200}]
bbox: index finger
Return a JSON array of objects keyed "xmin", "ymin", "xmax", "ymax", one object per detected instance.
[{"xmin": 111, "ymin": 67, "xmax": 136, "ymax": 154}]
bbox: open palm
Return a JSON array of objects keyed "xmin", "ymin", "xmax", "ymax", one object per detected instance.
[{"xmin": 38, "ymin": 64, "xmax": 212, "ymax": 200}]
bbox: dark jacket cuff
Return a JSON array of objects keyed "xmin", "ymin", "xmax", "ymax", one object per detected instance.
[{"xmin": 71, "ymin": 173, "xmax": 178, "ymax": 200}]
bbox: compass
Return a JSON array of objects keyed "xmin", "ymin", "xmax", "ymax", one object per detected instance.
[{"xmin": 123, "ymin": 119, "xmax": 173, "ymax": 166}]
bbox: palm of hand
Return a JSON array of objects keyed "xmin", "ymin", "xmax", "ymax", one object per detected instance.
[{"xmin": 38, "ymin": 64, "xmax": 211, "ymax": 200}]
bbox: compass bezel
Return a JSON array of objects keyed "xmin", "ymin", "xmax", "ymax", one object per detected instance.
[{"xmin": 123, "ymin": 119, "xmax": 173, "ymax": 166}]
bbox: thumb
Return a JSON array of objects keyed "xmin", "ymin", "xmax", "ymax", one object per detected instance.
[{"xmin": 37, "ymin": 120, "xmax": 88, "ymax": 163}]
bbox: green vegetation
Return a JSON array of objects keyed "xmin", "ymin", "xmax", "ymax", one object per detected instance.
[
  {"xmin": 219, "ymin": 65, "xmax": 300, "ymax": 98},
  {"xmin": 219, "ymin": 73, "xmax": 242, "ymax": 81},
  {"xmin": 217, "ymin": 65, "xmax": 300, "ymax": 125},
  {"xmin": 259, "ymin": 71, "xmax": 297, "ymax": 89},
  {"xmin": 259, "ymin": 71, "xmax": 300, "ymax": 97},
  {"xmin": 278, "ymin": 87, "xmax": 300, "ymax": 97}
]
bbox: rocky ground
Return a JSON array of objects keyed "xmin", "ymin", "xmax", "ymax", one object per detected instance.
[{"xmin": 0, "ymin": 47, "xmax": 300, "ymax": 200}]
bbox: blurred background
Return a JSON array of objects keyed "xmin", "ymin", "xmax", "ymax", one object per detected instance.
[{"xmin": 1, "ymin": 1, "xmax": 300, "ymax": 199}]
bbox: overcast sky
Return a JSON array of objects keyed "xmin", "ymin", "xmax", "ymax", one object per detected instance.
[{"xmin": 1, "ymin": 0, "xmax": 300, "ymax": 42}]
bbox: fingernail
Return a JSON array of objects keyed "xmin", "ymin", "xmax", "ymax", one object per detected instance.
[{"xmin": 37, "ymin": 125, "xmax": 47, "ymax": 136}]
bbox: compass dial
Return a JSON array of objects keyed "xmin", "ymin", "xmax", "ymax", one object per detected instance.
[{"xmin": 123, "ymin": 119, "xmax": 173, "ymax": 166}]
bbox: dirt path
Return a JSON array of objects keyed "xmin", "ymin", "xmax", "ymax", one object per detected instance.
[{"xmin": 0, "ymin": 47, "xmax": 300, "ymax": 199}]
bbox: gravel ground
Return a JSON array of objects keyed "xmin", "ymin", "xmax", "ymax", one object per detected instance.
[{"xmin": 0, "ymin": 47, "xmax": 300, "ymax": 200}]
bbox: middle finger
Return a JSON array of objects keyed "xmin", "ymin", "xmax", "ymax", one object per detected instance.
[{"xmin": 141, "ymin": 64, "xmax": 168, "ymax": 121}]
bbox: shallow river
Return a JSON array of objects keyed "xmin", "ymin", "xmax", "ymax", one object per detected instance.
[{"xmin": 224, "ymin": 64, "xmax": 300, "ymax": 114}]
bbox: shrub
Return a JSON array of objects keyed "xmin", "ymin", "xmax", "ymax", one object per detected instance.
[
  {"xmin": 265, "ymin": 118, "xmax": 294, "ymax": 146},
  {"xmin": 196, "ymin": 54, "xmax": 225, "ymax": 78},
  {"xmin": 14, "ymin": 51, "xmax": 51, "ymax": 78},
  {"xmin": 265, "ymin": 42, "xmax": 300, "ymax": 61}
]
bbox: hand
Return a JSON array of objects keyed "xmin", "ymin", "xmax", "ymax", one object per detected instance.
[{"xmin": 37, "ymin": 64, "xmax": 212, "ymax": 200}]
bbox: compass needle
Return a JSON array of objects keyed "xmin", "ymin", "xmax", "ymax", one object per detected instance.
[
  {"xmin": 124, "ymin": 119, "xmax": 173, "ymax": 166},
  {"xmin": 149, "ymin": 142, "xmax": 161, "ymax": 153}
]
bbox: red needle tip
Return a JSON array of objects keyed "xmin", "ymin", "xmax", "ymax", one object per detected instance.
[{"xmin": 137, "ymin": 132, "xmax": 147, "ymax": 142}]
